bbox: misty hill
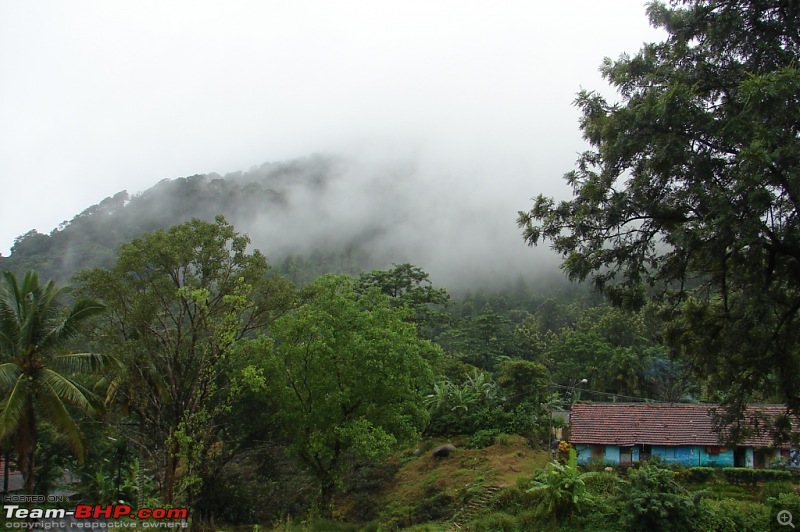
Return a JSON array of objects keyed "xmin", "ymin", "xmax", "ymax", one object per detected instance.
[{"xmin": 0, "ymin": 154, "xmax": 561, "ymax": 289}]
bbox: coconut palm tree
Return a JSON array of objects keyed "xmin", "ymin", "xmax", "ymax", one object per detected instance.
[{"xmin": 0, "ymin": 270, "xmax": 106, "ymax": 495}]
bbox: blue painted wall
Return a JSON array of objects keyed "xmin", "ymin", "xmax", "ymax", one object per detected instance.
[
  {"xmin": 575, "ymin": 444, "xmax": 591, "ymax": 465},
  {"xmin": 605, "ymin": 446, "xmax": 620, "ymax": 464},
  {"xmin": 575, "ymin": 444, "xmax": 736, "ymax": 466},
  {"xmin": 574, "ymin": 444, "xmax": 634, "ymax": 465},
  {"xmin": 651, "ymin": 446, "xmax": 734, "ymax": 467}
]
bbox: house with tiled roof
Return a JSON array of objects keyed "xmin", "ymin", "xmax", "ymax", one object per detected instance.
[{"xmin": 569, "ymin": 403, "xmax": 800, "ymax": 468}]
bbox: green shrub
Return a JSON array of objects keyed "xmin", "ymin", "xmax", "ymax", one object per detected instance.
[
  {"xmin": 583, "ymin": 471, "xmax": 622, "ymax": 497},
  {"xmin": 411, "ymin": 492, "xmax": 455, "ymax": 523},
  {"xmin": 283, "ymin": 519, "xmax": 377, "ymax": 531},
  {"xmin": 761, "ymin": 480, "xmax": 794, "ymax": 502},
  {"xmin": 494, "ymin": 432, "xmax": 515, "ymax": 446},
  {"xmin": 514, "ymin": 509, "xmax": 545, "ymax": 530},
  {"xmin": 426, "ymin": 404, "xmax": 512, "ymax": 437},
  {"xmin": 681, "ymin": 466, "xmax": 717, "ymax": 484},
  {"xmin": 722, "ymin": 467, "xmax": 757, "ymax": 486},
  {"xmin": 696, "ymin": 498, "xmax": 770, "ymax": 532},
  {"xmin": 723, "ymin": 467, "xmax": 793, "ymax": 485},
  {"xmin": 761, "ymin": 469, "xmax": 793, "ymax": 482},
  {"xmin": 571, "ymin": 497, "xmax": 626, "ymax": 531},
  {"xmin": 467, "ymin": 428, "xmax": 502, "ymax": 449},
  {"xmin": 470, "ymin": 511, "xmax": 517, "ymax": 531},
  {"xmin": 621, "ymin": 462, "xmax": 702, "ymax": 531},
  {"xmin": 527, "ymin": 461, "xmax": 594, "ymax": 520},
  {"xmin": 767, "ymin": 492, "xmax": 800, "ymax": 521}
]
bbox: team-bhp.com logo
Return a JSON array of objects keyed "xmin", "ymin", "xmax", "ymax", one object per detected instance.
[{"xmin": 4, "ymin": 503, "xmax": 188, "ymax": 528}]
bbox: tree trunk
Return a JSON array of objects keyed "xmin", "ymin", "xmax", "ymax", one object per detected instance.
[
  {"xmin": 26, "ymin": 452, "xmax": 34, "ymax": 495},
  {"xmin": 319, "ymin": 475, "xmax": 336, "ymax": 518},
  {"xmin": 164, "ymin": 441, "xmax": 180, "ymax": 506},
  {"xmin": 22, "ymin": 411, "xmax": 37, "ymax": 501}
]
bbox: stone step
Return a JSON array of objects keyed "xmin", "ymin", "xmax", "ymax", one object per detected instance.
[{"xmin": 452, "ymin": 485, "xmax": 504, "ymax": 526}]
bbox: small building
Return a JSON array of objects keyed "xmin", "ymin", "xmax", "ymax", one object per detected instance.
[{"xmin": 569, "ymin": 403, "xmax": 800, "ymax": 468}]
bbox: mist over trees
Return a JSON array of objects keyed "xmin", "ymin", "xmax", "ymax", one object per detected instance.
[{"xmin": 1, "ymin": 154, "xmax": 561, "ymax": 292}]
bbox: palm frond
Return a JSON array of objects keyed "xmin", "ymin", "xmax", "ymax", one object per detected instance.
[
  {"xmin": 1, "ymin": 271, "xmax": 24, "ymax": 321},
  {"xmin": 38, "ymin": 368, "xmax": 103, "ymax": 415},
  {"xmin": 0, "ymin": 362, "xmax": 22, "ymax": 390},
  {"xmin": 37, "ymin": 381, "xmax": 86, "ymax": 461},
  {"xmin": 99, "ymin": 375, "xmax": 127, "ymax": 412},
  {"xmin": 51, "ymin": 352, "xmax": 120, "ymax": 374},
  {"xmin": 41, "ymin": 299, "xmax": 106, "ymax": 350},
  {"xmin": 0, "ymin": 374, "xmax": 32, "ymax": 441}
]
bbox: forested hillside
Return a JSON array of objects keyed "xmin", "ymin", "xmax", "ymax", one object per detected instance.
[
  {"xmin": 0, "ymin": 153, "xmax": 555, "ymax": 291},
  {"xmin": 0, "ymin": 155, "xmax": 375, "ymax": 285}
]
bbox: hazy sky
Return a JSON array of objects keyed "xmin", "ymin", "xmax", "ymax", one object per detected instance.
[{"xmin": 0, "ymin": 1, "xmax": 664, "ymax": 257}]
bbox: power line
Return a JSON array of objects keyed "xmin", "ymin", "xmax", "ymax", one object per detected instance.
[{"xmin": 549, "ymin": 383, "xmax": 692, "ymax": 404}]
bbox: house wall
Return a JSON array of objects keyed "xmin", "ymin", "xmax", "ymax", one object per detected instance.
[
  {"xmin": 651, "ymin": 446, "xmax": 734, "ymax": 467},
  {"xmin": 576, "ymin": 444, "xmax": 737, "ymax": 466},
  {"xmin": 605, "ymin": 446, "xmax": 620, "ymax": 464},
  {"xmin": 575, "ymin": 444, "xmax": 592, "ymax": 465},
  {"xmin": 574, "ymin": 444, "xmax": 637, "ymax": 465}
]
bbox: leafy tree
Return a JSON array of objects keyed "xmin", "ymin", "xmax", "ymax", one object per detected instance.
[
  {"xmin": 439, "ymin": 308, "xmax": 519, "ymax": 371},
  {"xmin": 518, "ymin": 0, "xmax": 800, "ymax": 426},
  {"xmin": 357, "ymin": 263, "xmax": 450, "ymax": 337},
  {"xmin": 544, "ymin": 329, "xmax": 614, "ymax": 391},
  {"xmin": 574, "ymin": 305, "xmax": 651, "ymax": 349},
  {"xmin": 496, "ymin": 359, "xmax": 550, "ymax": 409},
  {"xmin": 77, "ymin": 217, "xmax": 295, "ymax": 508},
  {"xmin": 0, "ymin": 270, "xmax": 106, "ymax": 494},
  {"xmin": 642, "ymin": 349, "xmax": 696, "ymax": 402},
  {"xmin": 512, "ymin": 313, "xmax": 550, "ymax": 364},
  {"xmin": 264, "ymin": 274, "xmax": 438, "ymax": 512}
]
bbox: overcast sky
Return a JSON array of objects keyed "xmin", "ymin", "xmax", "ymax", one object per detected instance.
[{"xmin": 0, "ymin": 1, "xmax": 664, "ymax": 257}]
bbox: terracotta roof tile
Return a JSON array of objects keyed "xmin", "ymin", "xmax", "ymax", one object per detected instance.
[{"xmin": 569, "ymin": 403, "xmax": 797, "ymax": 447}]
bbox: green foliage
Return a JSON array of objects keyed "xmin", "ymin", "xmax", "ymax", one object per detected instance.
[
  {"xmin": 722, "ymin": 467, "xmax": 792, "ymax": 486},
  {"xmin": 438, "ymin": 308, "xmax": 520, "ymax": 371},
  {"xmin": 424, "ymin": 369, "xmax": 512, "ymax": 437},
  {"xmin": 581, "ymin": 470, "xmax": 622, "ymax": 498},
  {"xmin": 545, "ymin": 329, "xmax": 614, "ymax": 393},
  {"xmin": 32, "ymin": 424, "xmax": 73, "ymax": 496},
  {"xmin": 0, "ymin": 270, "xmax": 107, "ymax": 494},
  {"xmin": 527, "ymin": 461, "xmax": 594, "ymax": 521},
  {"xmin": 77, "ymin": 217, "xmax": 294, "ymax": 513},
  {"xmin": 265, "ymin": 274, "xmax": 437, "ymax": 510},
  {"xmin": 761, "ymin": 480, "xmax": 794, "ymax": 503},
  {"xmin": 466, "ymin": 429, "xmax": 502, "ymax": 449},
  {"xmin": 468, "ymin": 511, "xmax": 517, "ymax": 531},
  {"xmin": 766, "ymin": 492, "xmax": 800, "ymax": 523},
  {"xmin": 695, "ymin": 498, "xmax": 771, "ymax": 532},
  {"xmin": 357, "ymin": 263, "xmax": 450, "ymax": 338},
  {"xmin": 518, "ymin": 0, "xmax": 800, "ymax": 424},
  {"xmin": 681, "ymin": 466, "xmax": 717, "ymax": 484},
  {"xmin": 3, "ymin": 157, "xmax": 347, "ymax": 286},
  {"xmin": 496, "ymin": 359, "xmax": 549, "ymax": 409},
  {"xmin": 621, "ymin": 462, "xmax": 701, "ymax": 532}
]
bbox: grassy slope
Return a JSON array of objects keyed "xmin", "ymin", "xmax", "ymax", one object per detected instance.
[{"xmin": 360, "ymin": 435, "xmax": 549, "ymax": 529}]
